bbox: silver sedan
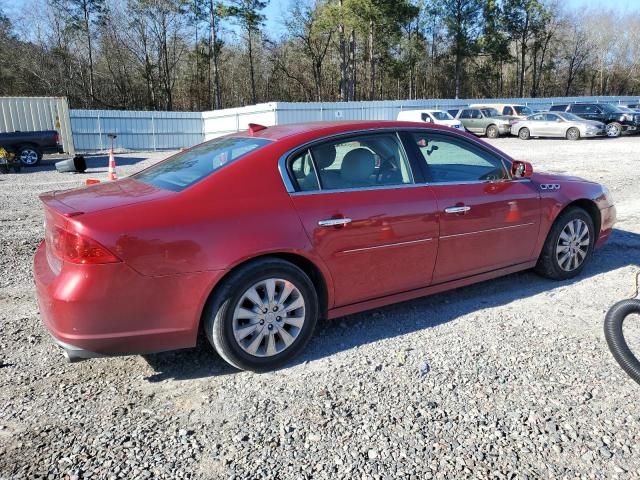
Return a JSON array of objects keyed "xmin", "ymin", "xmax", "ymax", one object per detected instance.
[{"xmin": 511, "ymin": 112, "xmax": 606, "ymax": 140}]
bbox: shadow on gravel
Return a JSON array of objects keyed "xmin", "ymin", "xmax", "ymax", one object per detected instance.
[{"xmin": 141, "ymin": 228, "xmax": 640, "ymax": 381}]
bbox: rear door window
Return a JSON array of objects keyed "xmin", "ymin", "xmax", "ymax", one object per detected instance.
[
  {"xmin": 289, "ymin": 133, "xmax": 414, "ymax": 192},
  {"xmin": 135, "ymin": 137, "xmax": 270, "ymax": 191}
]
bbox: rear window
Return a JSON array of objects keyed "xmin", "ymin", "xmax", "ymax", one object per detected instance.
[{"xmin": 134, "ymin": 137, "xmax": 270, "ymax": 191}]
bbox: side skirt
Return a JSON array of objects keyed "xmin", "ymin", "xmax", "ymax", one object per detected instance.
[{"xmin": 327, "ymin": 260, "xmax": 537, "ymax": 319}]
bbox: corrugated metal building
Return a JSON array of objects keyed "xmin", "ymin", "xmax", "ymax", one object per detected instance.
[{"xmin": 0, "ymin": 97, "xmax": 74, "ymax": 154}]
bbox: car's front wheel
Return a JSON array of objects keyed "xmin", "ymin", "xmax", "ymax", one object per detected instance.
[
  {"xmin": 518, "ymin": 127, "xmax": 530, "ymax": 140},
  {"xmin": 535, "ymin": 207, "xmax": 595, "ymax": 280},
  {"xmin": 486, "ymin": 125, "xmax": 499, "ymax": 138},
  {"xmin": 204, "ymin": 258, "xmax": 318, "ymax": 371},
  {"xmin": 566, "ymin": 127, "xmax": 581, "ymax": 141}
]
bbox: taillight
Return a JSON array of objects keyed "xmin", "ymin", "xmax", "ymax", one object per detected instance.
[{"xmin": 50, "ymin": 226, "xmax": 120, "ymax": 264}]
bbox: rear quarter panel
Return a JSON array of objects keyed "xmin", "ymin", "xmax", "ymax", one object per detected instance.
[{"xmin": 71, "ymin": 139, "xmax": 335, "ymax": 302}]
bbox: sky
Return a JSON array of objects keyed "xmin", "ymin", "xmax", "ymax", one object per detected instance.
[{"xmin": 3, "ymin": 0, "xmax": 640, "ymax": 38}]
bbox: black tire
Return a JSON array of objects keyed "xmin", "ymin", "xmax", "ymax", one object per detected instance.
[
  {"xmin": 486, "ymin": 124, "xmax": 499, "ymax": 139},
  {"xmin": 605, "ymin": 122, "xmax": 622, "ymax": 138},
  {"xmin": 18, "ymin": 145, "xmax": 42, "ymax": 166},
  {"xmin": 604, "ymin": 299, "xmax": 640, "ymax": 385},
  {"xmin": 204, "ymin": 258, "xmax": 319, "ymax": 372},
  {"xmin": 566, "ymin": 127, "xmax": 580, "ymax": 141},
  {"xmin": 0, "ymin": 165, "xmax": 8, "ymax": 174},
  {"xmin": 534, "ymin": 207, "xmax": 595, "ymax": 280},
  {"xmin": 518, "ymin": 127, "xmax": 530, "ymax": 140}
]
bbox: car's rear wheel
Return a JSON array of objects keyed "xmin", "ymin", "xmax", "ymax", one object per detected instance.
[
  {"xmin": 518, "ymin": 127, "xmax": 530, "ymax": 140},
  {"xmin": 486, "ymin": 125, "xmax": 499, "ymax": 138},
  {"xmin": 566, "ymin": 127, "xmax": 580, "ymax": 141},
  {"xmin": 204, "ymin": 258, "xmax": 318, "ymax": 371},
  {"xmin": 606, "ymin": 122, "xmax": 622, "ymax": 138},
  {"xmin": 535, "ymin": 207, "xmax": 595, "ymax": 280},
  {"xmin": 18, "ymin": 146, "xmax": 42, "ymax": 166}
]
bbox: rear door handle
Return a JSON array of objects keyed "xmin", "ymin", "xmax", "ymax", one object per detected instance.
[
  {"xmin": 444, "ymin": 206, "xmax": 471, "ymax": 214},
  {"xmin": 318, "ymin": 218, "xmax": 352, "ymax": 227}
]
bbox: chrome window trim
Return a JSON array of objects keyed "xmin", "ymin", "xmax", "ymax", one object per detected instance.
[
  {"xmin": 278, "ymin": 127, "xmax": 418, "ymax": 194},
  {"xmin": 277, "ymin": 126, "xmax": 520, "ymax": 195}
]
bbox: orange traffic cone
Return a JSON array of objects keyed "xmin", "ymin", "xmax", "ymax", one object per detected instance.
[{"xmin": 108, "ymin": 149, "xmax": 118, "ymax": 181}]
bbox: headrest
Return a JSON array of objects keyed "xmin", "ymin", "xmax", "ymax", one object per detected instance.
[
  {"xmin": 312, "ymin": 144, "xmax": 337, "ymax": 170},
  {"xmin": 341, "ymin": 148, "xmax": 375, "ymax": 184}
]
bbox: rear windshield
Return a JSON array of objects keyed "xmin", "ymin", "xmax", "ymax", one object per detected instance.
[
  {"xmin": 431, "ymin": 111, "xmax": 453, "ymax": 120},
  {"xmin": 514, "ymin": 106, "xmax": 533, "ymax": 115},
  {"xmin": 134, "ymin": 137, "xmax": 270, "ymax": 191}
]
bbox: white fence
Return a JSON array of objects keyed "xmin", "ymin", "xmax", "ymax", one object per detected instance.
[
  {"xmin": 0, "ymin": 97, "xmax": 74, "ymax": 154},
  {"xmin": 70, "ymin": 110, "xmax": 203, "ymax": 152},
  {"xmin": 5, "ymin": 96, "xmax": 640, "ymax": 153}
]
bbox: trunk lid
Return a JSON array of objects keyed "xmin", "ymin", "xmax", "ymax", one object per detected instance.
[{"xmin": 40, "ymin": 178, "xmax": 173, "ymax": 215}]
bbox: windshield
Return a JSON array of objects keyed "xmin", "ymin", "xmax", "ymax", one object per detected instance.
[
  {"xmin": 135, "ymin": 136, "xmax": 270, "ymax": 191},
  {"xmin": 481, "ymin": 108, "xmax": 500, "ymax": 117},
  {"xmin": 557, "ymin": 112, "xmax": 584, "ymax": 122},
  {"xmin": 600, "ymin": 103, "xmax": 622, "ymax": 113},
  {"xmin": 430, "ymin": 111, "xmax": 453, "ymax": 120},
  {"xmin": 514, "ymin": 106, "xmax": 533, "ymax": 115}
]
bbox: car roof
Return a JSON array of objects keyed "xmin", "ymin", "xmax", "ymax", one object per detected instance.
[{"xmin": 229, "ymin": 120, "xmax": 457, "ymax": 142}]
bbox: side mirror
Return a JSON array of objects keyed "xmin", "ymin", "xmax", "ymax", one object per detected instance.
[{"xmin": 511, "ymin": 160, "xmax": 533, "ymax": 179}]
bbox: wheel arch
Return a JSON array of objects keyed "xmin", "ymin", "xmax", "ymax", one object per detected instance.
[
  {"xmin": 198, "ymin": 251, "xmax": 331, "ymax": 333},
  {"xmin": 560, "ymin": 198, "xmax": 601, "ymax": 236}
]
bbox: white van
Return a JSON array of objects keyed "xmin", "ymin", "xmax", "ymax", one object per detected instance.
[
  {"xmin": 397, "ymin": 109, "xmax": 464, "ymax": 129},
  {"xmin": 469, "ymin": 103, "xmax": 533, "ymax": 118}
]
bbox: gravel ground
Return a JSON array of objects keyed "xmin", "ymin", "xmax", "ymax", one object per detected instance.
[{"xmin": 1, "ymin": 136, "xmax": 639, "ymax": 479}]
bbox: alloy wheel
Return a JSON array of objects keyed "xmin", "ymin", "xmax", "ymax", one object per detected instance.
[
  {"xmin": 556, "ymin": 219, "xmax": 590, "ymax": 271},
  {"xmin": 606, "ymin": 124, "xmax": 620, "ymax": 137},
  {"xmin": 232, "ymin": 278, "xmax": 306, "ymax": 357},
  {"xmin": 19, "ymin": 148, "xmax": 39, "ymax": 165}
]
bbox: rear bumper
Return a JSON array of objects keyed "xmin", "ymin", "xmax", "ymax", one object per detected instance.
[
  {"xmin": 42, "ymin": 145, "xmax": 64, "ymax": 155},
  {"xmin": 33, "ymin": 241, "xmax": 223, "ymax": 359},
  {"xmin": 596, "ymin": 205, "xmax": 616, "ymax": 248}
]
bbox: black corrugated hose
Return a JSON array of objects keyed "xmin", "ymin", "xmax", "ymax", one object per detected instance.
[{"xmin": 604, "ymin": 299, "xmax": 640, "ymax": 386}]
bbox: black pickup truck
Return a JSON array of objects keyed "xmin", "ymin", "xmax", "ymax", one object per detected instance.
[
  {"xmin": 549, "ymin": 103, "xmax": 640, "ymax": 137},
  {"xmin": 0, "ymin": 130, "xmax": 63, "ymax": 166}
]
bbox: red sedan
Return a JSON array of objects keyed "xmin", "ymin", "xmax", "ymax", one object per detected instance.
[{"xmin": 34, "ymin": 121, "xmax": 616, "ymax": 371}]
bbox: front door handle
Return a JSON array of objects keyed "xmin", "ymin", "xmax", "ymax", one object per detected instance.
[
  {"xmin": 444, "ymin": 206, "xmax": 471, "ymax": 214},
  {"xmin": 318, "ymin": 218, "xmax": 352, "ymax": 227}
]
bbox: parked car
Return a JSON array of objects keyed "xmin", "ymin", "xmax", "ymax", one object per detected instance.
[
  {"xmin": 623, "ymin": 103, "xmax": 640, "ymax": 110},
  {"xmin": 34, "ymin": 121, "xmax": 616, "ymax": 371},
  {"xmin": 0, "ymin": 130, "xmax": 63, "ymax": 166},
  {"xmin": 469, "ymin": 103, "xmax": 534, "ymax": 118},
  {"xmin": 454, "ymin": 107, "xmax": 515, "ymax": 138},
  {"xmin": 549, "ymin": 103, "xmax": 640, "ymax": 137},
  {"xmin": 510, "ymin": 112, "xmax": 606, "ymax": 140},
  {"xmin": 397, "ymin": 109, "xmax": 464, "ymax": 129}
]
